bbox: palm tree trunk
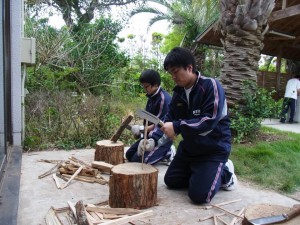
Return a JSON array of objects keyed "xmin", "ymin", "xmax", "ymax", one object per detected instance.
[{"xmin": 219, "ymin": 0, "xmax": 275, "ymax": 107}]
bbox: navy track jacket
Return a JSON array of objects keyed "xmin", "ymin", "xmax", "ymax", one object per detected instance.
[
  {"xmin": 165, "ymin": 72, "xmax": 231, "ymax": 161},
  {"xmin": 145, "ymin": 87, "xmax": 172, "ymax": 142}
]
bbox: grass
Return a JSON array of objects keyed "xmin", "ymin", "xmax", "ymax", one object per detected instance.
[{"xmin": 231, "ymin": 126, "xmax": 300, "ymax": 194}]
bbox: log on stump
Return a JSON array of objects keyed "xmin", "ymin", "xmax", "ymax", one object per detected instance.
[
  {"xmin": 243, "ymin": 204, "xmax": 300, "ymax": 225},
  {"xmin": 109, "ymin": 162, "xmax": 158, "ymax": 209},
  {"xmin": 94, "ymin": 140, "xmax": 124, "ymax": 165}
]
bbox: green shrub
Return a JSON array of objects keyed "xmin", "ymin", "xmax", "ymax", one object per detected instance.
[
  {"xmin": 230, "ymin": 81, "xmax": 282, "ymax": 143},
  {"xmin": 24, "ymin": 90, "xmax": 144, "ymax": 151}
]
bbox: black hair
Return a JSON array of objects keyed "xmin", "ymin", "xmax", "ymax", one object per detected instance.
[
  {"xmin": 139, "ymin": 69, "xmax": 161, "ymax": 86},
  {"xmin": 163, "ymin": 47, "xmax": 196, "ymax": 73}
]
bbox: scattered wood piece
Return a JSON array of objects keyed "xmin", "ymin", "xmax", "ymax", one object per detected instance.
[
  {"xmin": 56, "ymin": 173, "xmax": 69, "ymax": 182},
  {"xmin": 199, "ymin": 211, "xmax": 242, "ymax": 223},
  {"xmin": 75, "ymin": 200, "xmax": 89, "ymax": 225},
  {"xmin": 205, "ymin": 199, "xmax": 242, "ymax": 210},
  {"xmin": 45, "ymin": 207, "xmax": 63, "ymax": 225},
  {"xmin": 38, "ymin": 159, "xmax": 66, "ymax": 164},
  {"xmin": 69, "ymin": 156, "xmax": 92, "ymax": 169},
  {"xmin": 213, "ymin": 215, "xmax": 218, "ymax": 225},
  {"xmin": 211, "ymin": 205, "xmax": 244, "ymax": 219},
  {"xmin": 38, "ymin": 161, "xmax": 62, "ymax": 179},
  {"xmin": 86, "ymin": 211, "xmax": 99, "ymax": 224},
  {"xmin": 97, "ymin": 210, "xmax": 153, "ymax": 225},
  {"xmin": 110, "ymin": 115, "xmax": 133, "ymax": 142},
  {"xmin": 85, "ymin": 207, "xmax": 140, "ymax": 215},
  {"xmin": 229, "ymin": 207, "xmax": 244, "ymax": 225},
  {"xmin": 52, "ymin": 174, "xmax": 61, "ymax": 189},
  {"xmin": 91, "ymin": 161, "xmax": 113, "ymax": 174},
  {"xmin": 217, "ymin": 216, "xmax": 229, "ymax": 225},
  {"xmin": 61, "ymin": 174, "xmax": 108, "ymax": 185},
  {"xmin": 67, "ymin": 201, "xmax": 77, "ymax": 220},
  {"xmin": 199, "ymin": 212, "xmax": 227, "ymax": 222},
  {"xmin": 59, "ymin": 163, "xmax": 98, "ymax": 177},
  {"xmin": 60, "ymin": 166, "xmax": 83, "ymax": 189}
]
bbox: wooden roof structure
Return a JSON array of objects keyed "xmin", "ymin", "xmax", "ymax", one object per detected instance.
[{"xmin": 196, "ymin": 0, "xmax": 300, "ymax": 61}]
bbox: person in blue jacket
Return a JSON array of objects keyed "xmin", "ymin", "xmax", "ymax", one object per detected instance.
[
  {"xmin": 125, "ymin": 69, "xmax": 174, "ymax": 165},
  {"xmin": 160, "ymin": 47, "xmax": 237, "ymax": 204}
]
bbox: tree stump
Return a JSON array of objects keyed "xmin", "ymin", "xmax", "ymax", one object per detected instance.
[
  {"xmin": 94, "ymin": 140, "xmax": 124, "ymax": 165},
  {"xmin": 109, "ymin": 162, "xmax": 158, "ymax": 209},
  {"xmin": 242, "ymin": 204, "xmax": 300, "ymax": 225}
]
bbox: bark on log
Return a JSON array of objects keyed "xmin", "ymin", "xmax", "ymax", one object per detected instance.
[
  {"xmin": 242, "ymin": 204, "xmax": 300, "ymax": 225},
  {"xmin": 109, "ymin": 162, "xmax": 158, "ymax": 209},
  {"xmin": 95, "ymin": 140, "xmax": 124, "ymax": 165},
  {"xmin": 110, "ymin": 115, "xmax": 133, "ymax": 142}
]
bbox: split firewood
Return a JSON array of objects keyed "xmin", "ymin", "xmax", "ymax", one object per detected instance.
[
  {"xmin": 204, "ymin": 199, "xmax": 242, "ymax": 210},
  {"xmin": 56, "ymin": 173, "xmax": 69, "ymax": 182},
  {"xmin": 91, "ymin": 161, "xmax": 114, "ymax": 174},
  {"xmin": 69, "ymin": 156, "xmax": 92, "ymax": 169},
  {"xmin": 75, "ymin": 200, "xmax": 90, "ymax": 225},
  {"xmin": 213, "ymin": 215, "xmax": 218, "ymax": 225},
  {"xmin": 98, "ymin": 210, "xmax": 153, "ymax": 225},
  {"xmin": 229, "ymin": 208, "xmax": 244, "ymax": 225},
  {"xmin": 38, "ymin": 159, "xmax": 67, "ymax": 164},
  {"xmin": 60, "ymin": 166, "xmax": 83, "ymax": 189},
  {"xmin": 211, "ymin": 204, "xmax": 244, "ymax": 219},
  {"xmin": 52, "ymin": 174, "xmax": 61, "ymax": 189},
  {"xmin": 67, "ymin": 201, "xmax": 77, "ymax": 220},
  {"xmin": 85, "ymin": 206, "xmax": 140, "ymax": 215},
  {"xmin": 59, "ymin": 164, "xmax": 98, "ymax": 177},
  {"xmin": 86, "ymin": 212, "xmax": 99, "ymax": 223},
  {"xmin": 62, "ymin": 174, "xmax": 108, "ymax": 185},
  {"xmin": 45, "ymin": 207, "xmax": 63, "ymax": 225},
  {"xmin": 199, "ymin": 210, "xmax": 241, "ymax": 222},
  {"xmin": 217, "ymin": 216, "xmax": 229, "ymax": 225},
  {"xmin": 38, "ymin": 161, "xmax": 63, "ymax": 179}
]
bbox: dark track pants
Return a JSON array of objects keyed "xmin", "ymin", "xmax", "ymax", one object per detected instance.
[
  {"xmin": 280, "ymin": 97, "xmax": 296, "ymax": 122},
  {"xmin": 164, "ymin": 153, "xmax": 232, "ymax": 204}
]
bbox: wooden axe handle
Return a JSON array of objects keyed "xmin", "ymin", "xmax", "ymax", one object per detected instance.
[{"xmin": 110, "ymin": 115, "xmax": 133, "ymax": 142}]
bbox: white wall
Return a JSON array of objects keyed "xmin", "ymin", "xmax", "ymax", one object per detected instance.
[{"xmin": 10, "ymin": 1, "xmax": 22, "ymax": 146}]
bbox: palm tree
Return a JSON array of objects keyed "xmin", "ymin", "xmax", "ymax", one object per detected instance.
[
  {"xmin": 219, "ymin": 0, "xmax": 275, "ymax": 106},
  {"xmin": 129, "ymin": 0, "xmax": 219, "ymax": 70}
]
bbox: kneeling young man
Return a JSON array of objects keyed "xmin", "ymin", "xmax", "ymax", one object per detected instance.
[
  {"xmin": 126, "ymin": 69, "xmax": 174, "ymax": 165},
  {"xmin": 161, "ymin": 47, "xmax": 237, "ymax": 204}
]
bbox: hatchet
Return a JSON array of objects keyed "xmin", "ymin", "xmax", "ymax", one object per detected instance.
[
  {"xmin": 249, "ymin": 204, "xmax": 300, "ymax": 225},
  {"xmin": 136, "ymin": 109, "xmax": 170, "ymax": 146}
]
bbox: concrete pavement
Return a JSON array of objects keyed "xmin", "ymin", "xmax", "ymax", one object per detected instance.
[
  {"xmin": 18, "ymin": 143, "xmax": 300, "ymax": 225},
  {"xmin": 262, "ymin": 118, "xmax": 300, "ymax": 134}
]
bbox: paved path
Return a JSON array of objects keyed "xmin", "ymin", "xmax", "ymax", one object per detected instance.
[
  {"xmin": 262, "ymin": 118, "xmax": 300, "ymax": 134},
  {"xmin": 18, "ymin": 147, "xmax": 300, "ymax": 225}
]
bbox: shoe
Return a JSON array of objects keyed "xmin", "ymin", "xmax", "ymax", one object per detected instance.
[
  {"xmin": 280, "ymin": 118, "xmax": 285, "ymax": 123},
  {"xmin": 288, "ymin": 120, "xmax": 298, "ymax": 124},
  {"xmin": 222, "ymin": 159, "xmax": 237, "ymax": 191},
  {"xmin": 165, "ymin": 145, "xmax": 176, "ymax": 166}
]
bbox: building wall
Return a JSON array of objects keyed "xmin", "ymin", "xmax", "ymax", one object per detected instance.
[{"xmin": 10, "ymin": 1, "xmax": 22, "ymax": 146}]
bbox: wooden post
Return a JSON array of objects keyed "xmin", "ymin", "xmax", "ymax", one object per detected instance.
[
  {"xmin": 94, "ymin": 140, "xmax": 124, "ymax": 165},
  {"xmin": 109, "ymin": 163, "xmax": 158, "ymax": 209}
]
